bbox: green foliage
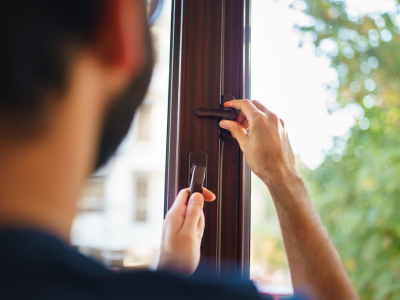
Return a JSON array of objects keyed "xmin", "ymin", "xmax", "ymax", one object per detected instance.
[{"xmin": 297, "ymin": 1, "xmax": 400, "ymax": 299}]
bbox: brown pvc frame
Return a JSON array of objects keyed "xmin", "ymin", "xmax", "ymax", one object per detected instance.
[{"xmin": 165, "ymin": 0, "xmax": 251, "ymax": 279}]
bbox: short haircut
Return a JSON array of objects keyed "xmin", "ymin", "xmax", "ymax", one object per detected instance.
[{"xmin": 0, "ymin": 0, "xmax": 104, "ymax": 136}]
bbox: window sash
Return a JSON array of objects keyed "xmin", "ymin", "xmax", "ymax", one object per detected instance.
[{"xmin": 165, "ymin": 0, "xmax": 251, "ymax": 279}]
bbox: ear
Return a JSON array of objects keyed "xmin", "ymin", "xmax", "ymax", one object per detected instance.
[{"xmin": 94, "ymin": 0, "xmax": 148, "ymax": 78}]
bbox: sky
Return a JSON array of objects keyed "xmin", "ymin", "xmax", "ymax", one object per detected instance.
[{"xmin": 251, "ymin": 0, "xmax": 398, "ymax": 168}]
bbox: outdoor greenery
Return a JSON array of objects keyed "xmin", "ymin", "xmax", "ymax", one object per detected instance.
[{"xmin": 297, "ymin": 1, "xmax": 400, "ymax": 299}]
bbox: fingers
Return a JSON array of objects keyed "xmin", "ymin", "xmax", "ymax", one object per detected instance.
[
  {"xmin": 166, "ymin": 188, "xmax": 190, "ymax": 232},
  {"xmin": 224, "ymin": 100, "xmax": 259, "ymax": 120},
  {"xmin": 224, "ymin": 100, "xmax": 271, "ymax": 132},
  {"xmin": 168, "ymin": 188, "xmax": 189, "ymax": 214},
  {"xmin": 197, "ymin": 212, "xmax": 205, "ymax": 240},
  {"xmin": 202, "ymin": 187, "xmax": 216, "ymax": 202},
  {"xmin": 251, "ymin": 100, "xmax": 281, "ymax": 126},
  {"xmin": 234, "ymin": 110, "xmax": 248, "ymax": 125},
  {"xmin": 166, "ymin": 188, "xmax": 214, "ymax": 233},
  {"xmin": 280, "ymin": 118, "xmax": 285, "ymax": 128},
  {"xmin": 168, "ymin": 188, "xmax": 214, "ymax": 212},
  {"xmin": 250, "ymin": 100, "xmax": 268, "ymax": 113},
  {"xmin": 182, "ymin": 193, "xmax": 204, "ymax": 234},
  {"xmin": 225, "ymin": 99, "xmax": 276, "ymax": 122},
  {"xmin": 240, "ymin": 119, "xmax": 250, "ymax": 130},
  {"xmin": 219, "ymin": 120, "xmax": 248, "ymax": 146}
]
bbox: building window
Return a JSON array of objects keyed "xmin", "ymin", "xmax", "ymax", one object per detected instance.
[
  {"xmin": 137, "ymin": 104, "xmax": 152, "ymax": 142},
  {"xmin": 78, "ymin": 177, "xmax": 105, "ymax": 212},
  {"xmin": 134, "ymin": 175, "xmax": 148, "ymax": 222}
]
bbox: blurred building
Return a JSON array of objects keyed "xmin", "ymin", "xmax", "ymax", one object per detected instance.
[{"xmin": 70, "ymin": 1, "xmax": 171, "ymax": 271}]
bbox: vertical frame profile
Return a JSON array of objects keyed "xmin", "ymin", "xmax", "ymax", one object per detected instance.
[
  {"xmin": 165, "ymin": 0, "xmax": 251, "ymax": 278},
  {"xmin": 220, "ymin": 0, "xmax": 251, "ymax": 280}
]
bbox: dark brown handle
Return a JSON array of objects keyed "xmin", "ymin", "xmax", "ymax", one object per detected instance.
[
  {"xmin": 188, "ymin": 165, "xmax": 206, "ymax": 203},
  {"xmin": 196, "ymin": 107, "xmax": 239, "ymax": 120}
]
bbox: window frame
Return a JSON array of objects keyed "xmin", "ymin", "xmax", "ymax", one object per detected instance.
[{"xmin": 165, "ymin": 0, "xmax": 251, "ymax": 279}]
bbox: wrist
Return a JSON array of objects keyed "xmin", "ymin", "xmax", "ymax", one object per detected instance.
[
  {"xmin": 158, "ymin": 253, "xmax": 190, "ymax": 276},
  {"xmin": 260, "ymin": 166, "xmax": 299, "ymax": 188},
  {"xmin": 262, "ymin": 167, "xmax": 308, "ymax": 207}
]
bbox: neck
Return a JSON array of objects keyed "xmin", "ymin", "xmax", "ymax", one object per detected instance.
[{"xmin": 0, "ymin": 55, "xmax": 107, "ymax": 242}]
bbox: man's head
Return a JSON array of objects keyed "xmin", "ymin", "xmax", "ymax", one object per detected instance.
[
  {"xmin": 0, "ymin": 0, "xmax": 153, "ymax": 238},
  {"xmin": 0, "ymin": 0, "xmax": 153, "ymax": 169}
]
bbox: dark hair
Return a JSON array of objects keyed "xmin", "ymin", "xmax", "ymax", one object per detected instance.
[{"xmin": 0, "ymin": 0, "xmax": 103, "ymax": 136}]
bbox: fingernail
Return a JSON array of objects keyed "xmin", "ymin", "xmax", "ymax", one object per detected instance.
[
  {"xmin": 192, "ymin": 193, "xmax": 203, "ymax": 204},
  {"xmin": 219, "ymin": 121, "xmax": 228, "ymax": 129}
]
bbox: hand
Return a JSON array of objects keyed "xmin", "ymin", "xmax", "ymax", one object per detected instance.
[
  {"xmin": 158, "ymin": 188, "xmax": 216, "ymax": 275},
  {"xmin": 219, "ymin": 100, "xmax": 296, "ymax": 186}
]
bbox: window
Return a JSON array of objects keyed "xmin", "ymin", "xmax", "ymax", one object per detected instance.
[
  {"xmin": 71, "ymin": 0, "xmax": 172, "ymax": 270},
  {"xmin": 62, "ymin": 0, "xmax": 400, "ymax": 297},
  {"xmin": 136, "ymin": 104, "xmax": 152, "ymax": 142},
  {"xmin": 78, "ymin": 177, "xmax": 105, "ymax": 212},
  {"xmin": 166, "ymin": 0, "xmax": 250, "ymax": 278},
  {"xmin": 73, "ymin": 0, "xmax": 252, "ymax": 280},
  {"xmin": 250, "ymin": 1, "xmax": 400, "ymax": 299},
  {"xmin": 134, "ymin": 174, "xmax": 148, "ymax": 222}
]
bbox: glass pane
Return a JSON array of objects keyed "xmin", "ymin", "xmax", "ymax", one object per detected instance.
[
  {"xmin": 70, "ymin": 0, "xmax": 172, "ymax": 271},
  {"xmin": 251, "ymin": 0, "xmax": 400, "ymax": 298}
]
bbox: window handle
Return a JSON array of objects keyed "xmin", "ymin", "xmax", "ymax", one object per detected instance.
[
  {"xmin": 196, "ymin": 106, "xmax": 238, "ymax": 139},
  {"xmin": 189, "ymin": 165, "xmax": 206, "ymax": 202},
  {"xmin": 188, "ymin": 150, "xmax": 207, "ymax": 203},
  {"xmin": 196, "ymin": 107, "xmax": 239, "ymax": 120}
]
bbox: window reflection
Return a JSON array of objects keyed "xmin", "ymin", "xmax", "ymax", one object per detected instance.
[{"xmin": 71, "ymin": 0, "xmax": 171, "ymax": 271}]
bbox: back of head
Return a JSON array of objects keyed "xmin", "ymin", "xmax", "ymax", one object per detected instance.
[
  {"xmin": 0, "ymin": 0, "xmax": 103, "ymax": 137},
  {"xmin": 0, "ymin": 0, "xmax": 153, "ymax": 240}
]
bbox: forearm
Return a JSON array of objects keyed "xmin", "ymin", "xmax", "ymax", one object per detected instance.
[
  {"xmin": 218, "ymin": 99, "xmax": 358, "ymax": 299},
  {"xmin": 265, "ymin": 171, "xmax": 358, "ymax": 300}
]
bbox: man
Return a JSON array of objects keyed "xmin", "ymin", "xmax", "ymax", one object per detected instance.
[{"xmin": 0, "ymin": 0, "xmax": 358, "ymax": 299}]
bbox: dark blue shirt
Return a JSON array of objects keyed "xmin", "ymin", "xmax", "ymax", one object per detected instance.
[{"xmin": 0, "ymin": 229, "xmax": 299, "ymax": 300}]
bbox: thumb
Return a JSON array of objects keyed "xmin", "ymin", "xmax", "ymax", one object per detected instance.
[
  {"xmin": 182, "ymin": 192, "xmax": 204, "ymax": 234},
  {"xmin": 219, "ymin": 120, "xmax": 248, "ymax": 146}
]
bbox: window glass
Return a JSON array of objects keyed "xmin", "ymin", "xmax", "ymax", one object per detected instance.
[
  {"xmin": 250, "ymin": 0, "xmax": 400, "ymax": 298},
  {"xmin": 71, "ymin": 0, "xmax": 172, "ymax": 271}
]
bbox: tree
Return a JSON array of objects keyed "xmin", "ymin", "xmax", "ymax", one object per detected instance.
[{"xmin": 297, "ymin": 1, "xmax": 400, "ymax": 299}]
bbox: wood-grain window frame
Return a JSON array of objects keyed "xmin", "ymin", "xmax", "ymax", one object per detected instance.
[{"xmin": 164, "ymin": 0, "xmax": 251, "ymax": 279}]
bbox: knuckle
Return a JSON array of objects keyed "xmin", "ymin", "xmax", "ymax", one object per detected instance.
[
  {"xmin": 269, "ymin": 112, "xmax": 279, "ymax": 124},
  {"xmin": 242, "ymin": 100, "xmax": 252, "ymax": 108},
  {"xmin": 252, "ymin": 111, "xmax": 265, "ymax": 123}
]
